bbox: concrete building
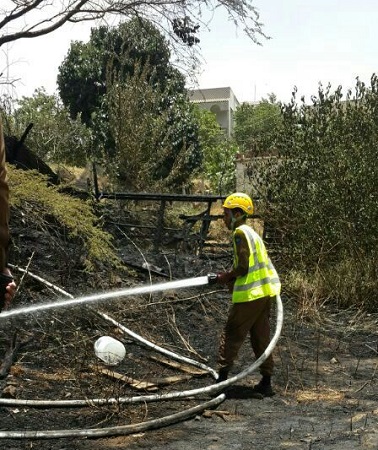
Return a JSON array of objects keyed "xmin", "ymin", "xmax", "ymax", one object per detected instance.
[{"xmin": 188, "ymin": 87, "xmax": 240, "ymax": 137}]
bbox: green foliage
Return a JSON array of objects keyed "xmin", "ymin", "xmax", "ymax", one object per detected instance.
[
  {"xmin": 57, "ymin": 18, "xmax": 200, "ymax": 185},
  {"xmin": 195, "ymin": 108, "xmax": 223, "ymax": 151},
  {"xmin": 58, "ymin": 40, "xmax": 105, "ymax": 127},
  {"xmin": 9, "ymin": 166, "xmax": 120, "ymax": 271},
  {"xmin": 10, "ymin": 88, "xmax": 91, "ymax": 166},
  {"xmin": 194, "ymin": 107, "xmax": 238, "ymax": 194},
  {"xmin": 106, "ymin": 61, "xmax": 201, "ymax": 191},
  {"xmin": 234, "ymin": 97, "xmax": 282, "ymax": 155},
  {"xmin": 267, "ymin": 77, "xmax": 378, "ymax": 309},
  {"xmin": 172, "ymin": 17, "xmax": 200, "ymax": 46},
  {"xmin": 57, "ymin": 18, "xmax": 185, "ymax": 129}
]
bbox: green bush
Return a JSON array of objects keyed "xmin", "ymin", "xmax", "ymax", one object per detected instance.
[{"xmin": 266, "ymin": 76, "xmax": 378, "ymax": 310}]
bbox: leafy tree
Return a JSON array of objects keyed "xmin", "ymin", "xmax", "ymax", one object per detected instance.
[
  {"xmin": 57, "ymin": 20, "xmax": 202, "ymax": 190},
  {"xmin": 57, "ymin": 19, "xmax": 191, "ymax": 162},
  {"xmin": 57, "ymin": 40, "xmax": 105, "ymax": 128},
  {"xmin": 194, "ymin": 107, "xmax": 238, "ymax": 194},
  {"xmin": 106, "ymin": 61, "xmax": 201, "ymax": 192},
  {"xmin": 57, "ymin": 19, "xmax": 183, "ymax": 127},
  {"xmin": 267, "ymin": 77, "xmax": 378, "ymax": 309},
  {"xmin": 234, "ymin": 96, "xmax": 282, "ymax": 156},
  {"xmin": 11, "ymin": 88, "xmax": 91, "ymax": 166}
]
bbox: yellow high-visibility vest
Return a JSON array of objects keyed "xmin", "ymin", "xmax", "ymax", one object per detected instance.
[{"xmin": 232, "ymin": 224, "xmax": 281, "ymax": 303}]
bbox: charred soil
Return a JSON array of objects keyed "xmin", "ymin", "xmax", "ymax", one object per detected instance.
[{"xmin": 0, "ymin": 207, "xmax": 377, "ymax": 450}]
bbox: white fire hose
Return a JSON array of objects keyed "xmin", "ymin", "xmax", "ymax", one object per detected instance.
[{"xmin": 0, "ymin": 268, "xmax": 284, "ymax": 439}]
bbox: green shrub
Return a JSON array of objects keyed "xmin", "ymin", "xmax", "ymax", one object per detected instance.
[{"xmin": 266, "ymin": 76, "xmax": 378, "ymax": 310}]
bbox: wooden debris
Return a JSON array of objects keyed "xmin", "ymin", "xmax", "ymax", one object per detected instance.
[
  {"xmin": 90, "ymin": 365, "xmax": 158, "ymax": 392},
  {"xmin": 149, "ymin": 354, "xmax": 208, "ymax": 376},
  {"xmin": 202, "ymin": 409, "xmax": 230, "ymax": 421},
  {"xmin": 2, "ymin": 384, "xmax": 17, "ymax": 398},
  {"xmin": 152, "ymin": 374, "xmax": 194, "ymax": 386}
]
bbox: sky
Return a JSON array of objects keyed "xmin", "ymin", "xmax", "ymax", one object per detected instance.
[{"xmin": 1, "ymin": 0, "xmax": 377, "ymax": 104}]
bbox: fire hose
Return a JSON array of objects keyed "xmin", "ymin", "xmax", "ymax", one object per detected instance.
[{"xmin": 0, "ymin": 271, "xmax": 284, "ymax": 439}]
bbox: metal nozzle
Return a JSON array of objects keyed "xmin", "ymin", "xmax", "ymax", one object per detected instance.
[{"xmin": 207, "ymin": 273, "xmax": 218, "ymax": 284}]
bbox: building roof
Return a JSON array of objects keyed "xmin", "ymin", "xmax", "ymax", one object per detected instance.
[{"xmin": 189, "ymin": 87, "xmax": 236, "ymax": 103}]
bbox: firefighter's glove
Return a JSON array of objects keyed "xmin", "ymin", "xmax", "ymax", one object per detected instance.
[{"xmin": 216, "ymin": 272, "xmax": 235, "ymax": 285}]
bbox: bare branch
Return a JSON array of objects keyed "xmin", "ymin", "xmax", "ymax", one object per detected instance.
[
  {"xmin": 0, "ymin": 0, "xmax": 90, "ymax": 46},
  {"xmin": 0, "ymin": 0, "xmax": 45, "ymax": 30},
  {"xmin": 0, "ymin": 0, "xmax": 266, "ymax": 48}
]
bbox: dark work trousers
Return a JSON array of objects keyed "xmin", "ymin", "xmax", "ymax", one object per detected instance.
[{"xmin": 218, "ymin": 296, "xmax": 274, "ymax": 376}]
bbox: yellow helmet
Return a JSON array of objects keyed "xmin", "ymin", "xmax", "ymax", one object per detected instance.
[{"xmin": 222, "ymin": 192, "xmax": 254, "ymax": 215}]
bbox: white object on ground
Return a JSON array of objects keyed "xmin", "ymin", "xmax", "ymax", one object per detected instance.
[{"xmin": 94, "ymin": 336, "xmax": 126, "ymax": 365}]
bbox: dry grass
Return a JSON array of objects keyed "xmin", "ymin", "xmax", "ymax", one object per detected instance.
[{"xmin": 296, "ymin": 388, "xmax": 345, "ymax": 403}]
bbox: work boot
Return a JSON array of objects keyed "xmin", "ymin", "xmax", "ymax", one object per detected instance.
[
  {"xmin": 216, "ymin": 368, "xmax": 229, "ymax": 383},
  {"xmin": 253, "ymin": 375, "xmax": 275, "ymax": 397}
]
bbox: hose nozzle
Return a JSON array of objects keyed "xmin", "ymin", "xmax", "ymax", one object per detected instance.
[{"xmin": 207, "ymin": 273, "xmax": 218, "ymax": 284}]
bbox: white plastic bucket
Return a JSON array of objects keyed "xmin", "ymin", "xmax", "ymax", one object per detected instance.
[{"xmin": 94, "ymin": 336, "xmax": 126, "ymax": 366}]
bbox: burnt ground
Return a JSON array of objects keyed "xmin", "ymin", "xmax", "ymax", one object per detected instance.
[{"xmin": 0, "ymin": 206, "xmax": 377, "ymax": 450}]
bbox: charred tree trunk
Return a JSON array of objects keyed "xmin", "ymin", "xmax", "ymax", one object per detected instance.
[{"xmin": 4, "ymin": 123, "xmax": 59, "ymax": 184}]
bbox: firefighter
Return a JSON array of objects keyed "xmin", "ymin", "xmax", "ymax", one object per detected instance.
[{"xmin": 215, "ymin": 192, "xmax": 280, "ymax": 396}]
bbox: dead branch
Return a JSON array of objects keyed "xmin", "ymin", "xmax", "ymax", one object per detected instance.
[
  {"xmin": 152, "ymin": 374, "xmax": 194, "ymax": 386},
  {"xmin": 89, "ymin": 364, "xmax": 158, "ymax": 392},
  {"xmin": 167, "ymin": 305, "xmax": 206, "ymax": 361}
]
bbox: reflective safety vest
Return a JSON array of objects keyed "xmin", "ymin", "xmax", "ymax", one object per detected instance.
[{"xmin": 232, "ymin": 224, "xmax": 281, "ymax": 303}]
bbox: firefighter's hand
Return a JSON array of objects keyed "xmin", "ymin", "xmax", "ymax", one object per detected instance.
[
  {"xmin": 216, "ymin": 272, "xmax": 235, "ymax": 285},
  {"xmin": 1, "ymin": 268, "xmax": 16, "ymax": 310}
]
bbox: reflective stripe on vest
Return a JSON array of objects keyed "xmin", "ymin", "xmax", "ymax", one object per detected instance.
[{"xmin": 232, "ymin": 224, "xmax": 281, "ymax": 303}]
